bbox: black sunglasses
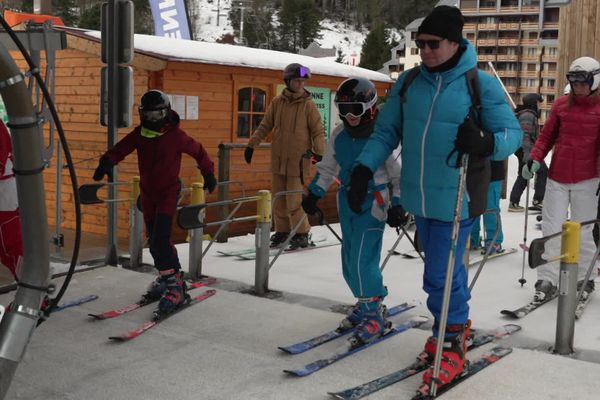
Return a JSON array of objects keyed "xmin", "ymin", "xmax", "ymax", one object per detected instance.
[{"xmin": 415, "ymin": 39, "xmax": 445, "ymax": 50}]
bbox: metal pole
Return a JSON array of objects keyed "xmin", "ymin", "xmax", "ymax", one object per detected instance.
[
  {"xmin": 0, "ymin": 38, "xmax": 49, "ymax": 398},
  {"xmin": 128, "ymin": 176, "xmax": 143, "ymax": 268},
  {"xmin": 254, "ymin": 190, "xmax": 271, "ymax": 295},
  {"xmin": 488, "ymin": 61, "xmax": 517, "ymax": 108},
  {"xmin": 380, "ymin": 229, "xmax": 405, "ymax": 272},
  {"xmin": 188, "ymin": 182, "xmax": 205, "ymax": 280},
  {"xmin": 106, "ymin": 0, "xmax": 119, "ymax": 265},
  {"xmin": 217, "ymin": 144, "xmax": 230, "ymax": 242},
  {"xmin": 54, "ymin": 138, "xmax": 62, "ymax": 254},
  {"xmin": 554, "ymin": 221, "xmax": 580, "ymax": 355}
]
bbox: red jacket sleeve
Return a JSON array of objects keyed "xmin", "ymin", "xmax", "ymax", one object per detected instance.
[
  {"xmin": 180, "ymin": 131, "xmax": 214, "ymax": 176},
  {"xmin": 530, "ymin": 101, "xmax": 560, "ymax": 162},
  {"xmin": 104, "ymin": 129, "xmax": 138, "ymax": 165}
]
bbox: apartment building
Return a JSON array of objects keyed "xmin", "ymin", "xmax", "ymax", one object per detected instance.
[{"xmin": 460, "ymin": 0, "xmax": 567, "ymax": 122}]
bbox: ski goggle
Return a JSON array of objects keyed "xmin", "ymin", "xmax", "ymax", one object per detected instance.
[
  {"xmin": 415, "ymin": 39, "xmax": 445, "ymax": 50},
  {"xmin": 566, "ymin": 69, "xmax": 600, "ymax": 85},
  {"xmin": 336, "ymin": 97, "xmax": 377, "ymax": 118},
  {"xmin": 139, "ymin": 108, "xmax": 168, "ymax": 122},
  {"xmin": 297, "ymin": 66, "xmax": 311, "ymax": 79}
]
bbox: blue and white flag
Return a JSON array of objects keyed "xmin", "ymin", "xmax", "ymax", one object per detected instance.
[{"xmin": 149, "ymin": 0, "xmax": 192, "ymax": 40}]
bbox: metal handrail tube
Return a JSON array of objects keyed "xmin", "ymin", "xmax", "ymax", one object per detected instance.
[
  {"xmin": 218, "ymin": 142, "xmax": 271, "ymax": 150},
  {"xmin": 198, "ymin": 195, "xmax": 259, "ymax": 209},
  {"xmin": 203, "ymin": 215, "xmax": 258, "ymax": 228}
]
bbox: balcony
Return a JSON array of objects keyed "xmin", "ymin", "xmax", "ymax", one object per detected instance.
[
  {"xmin": 540, "ymin": 86, "xmax": 557, "ymax": 95},
  {"xmin": 477, "ymin": 39, "xmax": 498, "ymax": 46},
  {"xmin": 479, "ymin": 23, "xmax": 498, "ymax": 30},
  {"xmin": 521, "ymin": 54, "xmax": 540, "ymax": 62},
  {"xmin": 498, "ymin": 38, "xmax": 520, "ymax": 46},
  {"xmin": 499, "ymin": 6, "xmax": 520, "ymax": 12},
  {"xmin": 542, "ymin": 54, "xmax": 558, "ymax": 62},
  {"xmin": 461, "ymin": 7, "xmax": 478, "ymax": 15},
  {"xmin": 520, "ymin": 39, "xmax": 539, "ymax": 46},
  {"xmin": 543, "ymin": 22, "xmax": 559, "ymax": 30},
  {"xmin": 497, "ymin": 54, "xmax": 518, "ymax": 61},
  {"xmin": 520, "ymin": 22, "xmax": 539, "ymax": 30},
  {"xmin": 504, "ymin": 85, "xmax": 518, "ymax": 93},
  {"xmin": 498, "ymin": 22, "xmax": 520, "ymax": 30},
  {"xmin": 480, "ymin": 7, "xmax": 497, "ymax": 13},
  {"xmin": 464, "ymin": 23, "xmax": 477, "ymax": 31},
  {"xmin": 496, "ymin": 70, "xmax": 518, "ymax": 78},
  {"xmin": 521, "ymin": 6, "xmax": 540, "ymax": 13},
  {"xmin": 541, "ymin": 71, "xmax": 557, "ymax": 78},
  {"xmin": 478, "ymin": 54, "xmax": 497, "ymax": 62},
  {"xmin": 519, "ymin": 71, "xmax": 539, "ymax": 78}
]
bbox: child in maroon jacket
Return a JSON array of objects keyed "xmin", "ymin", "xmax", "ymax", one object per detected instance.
[{"xmin": 94, "ymin": 90, "xmax": 216, "ymax": 316}]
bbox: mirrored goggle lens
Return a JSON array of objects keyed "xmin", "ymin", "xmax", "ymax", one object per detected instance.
[
  {"xmin": 415, "ymin": 39, "xmax": 442, "ymax": 50},
  {"xmin": 337, "ymin": 102, "xmax": 367, "ymax": 118},
  {"xmin": 566, "ymin": 72, "xmax": 591, "ymax": 84},
  {"xmin": 139, "ymin": 108, "xmax": 166, "ymax": 122},
  {"xmin": 298, "ymin": 66, "xmax": 311, "ymax": 78}
]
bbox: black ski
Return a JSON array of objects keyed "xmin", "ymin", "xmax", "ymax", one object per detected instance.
[
  {"xmin": 328, "ymin": 324, "xmax": 520, "ymax": 400},
  {"xmin": 411, "ymin": 346, "xmax": 512, "ymax": 399},
  {"xmin": 283, "ymin": 316, "xmax": 428, "ymax": 377},
  {"xmin": 500, "ymin": 291, "xmax": 558, "ymax": 319},
  {"xmin": 278, "ymin": 302, "xmax": 416, "ymax": 355},
  {"xmin": 575, "ymin": 294, "xmax": 592, "ymax": 319}
]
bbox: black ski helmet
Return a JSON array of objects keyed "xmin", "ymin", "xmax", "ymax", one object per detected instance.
[
  {"xmin": 334, "ymin": 77, "xmax": 378, "ymax": 124},
  {"xmin": 139, "ymin": 90, "xmax": 171, "ymax": 130},
  {"xmin": 522, "ymin": 93, "xmax": 543, "ymax": 107},
  {"xmin": 283, "ymin": 63, "xmax": 311, "ymax": 81}
]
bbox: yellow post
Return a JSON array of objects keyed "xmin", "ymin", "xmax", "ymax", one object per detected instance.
[
  {"xmin": 256, "ymin": 190, "xmax": 272, "ymax": 224},
  {"xmin": 560, "ymin": 221, "xmax": 580, "ymax": 264},
  {"xmin": 191, "ymin": 181, "xmax": 205, "ymax": 206},
  {"xmin": 130, "ymin": 176, "xmax": 140, "ymax": 206}
]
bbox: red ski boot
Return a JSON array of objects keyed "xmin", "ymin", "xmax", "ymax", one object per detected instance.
[
  {"xmin": 155, "ymin": 271, "xmax": 189, "ymax": 318},
  {"xmin": 418, "ymin": 320, "xmax": 471, "ymax": 395}
]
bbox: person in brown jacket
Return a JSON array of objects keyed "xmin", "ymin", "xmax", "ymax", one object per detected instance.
[{"xmin": 244, "ymin": 63, "xmax": 325, "ymax": 249}]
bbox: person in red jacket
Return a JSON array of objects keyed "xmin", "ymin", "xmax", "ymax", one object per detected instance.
[
  {"xmin": 0, "ymin": 120, "xmax": 22, "ymax": 279},
  {"xmin": 93, "ymin": 90, "xmax": 216, "ymax": 316},
  {"xmin": 523, "ymin": 56, "xmax": 600, "ymax": 304}
]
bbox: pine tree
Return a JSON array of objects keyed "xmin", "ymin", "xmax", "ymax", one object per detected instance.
[
  {"xmin": 229, "ymin": 0, "xmax": 276, "ymax": 48},
  {"xmin": 276, "ymin": 0, "xmax": 321, "ymax": 53},
  {"xmin": 53, "ymin": 0, "xmax": 78, "ymax": 26},
  {"xmin": 359, "ymin": 22, "xmax": 387, "ymax": 71},
  {"xmin": 78, "ymin": 2, "xmax": 102, "ymax": 30}
]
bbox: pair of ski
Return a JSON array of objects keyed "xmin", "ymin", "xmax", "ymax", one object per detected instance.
[
  {"xmin": 501, "ymin": 287, "xmax": 592, "ymax": 320},
  {"xmin": 280, "ymin": 302, "xmax": 429, "ymax": 377},
  {"xmin": 328, "ymin": 324, "xmax": 520, "ymax": 400},
  {"xmin": 88, "ymin": 278, "xmax": 216, "ymax": 341}
]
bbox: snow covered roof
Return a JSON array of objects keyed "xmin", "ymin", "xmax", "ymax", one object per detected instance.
[
  {"xmin": 405, "ymin": 17, "xmax": 424, "ymax": 32},
  {"xmin": 61, "ymin": 28, "xmax": 392, "ymax": 83}
]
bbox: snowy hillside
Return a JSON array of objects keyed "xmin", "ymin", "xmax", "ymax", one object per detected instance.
[{"xmin": 194, "ymin": 0, "xmax": 402, "ymax": 66}]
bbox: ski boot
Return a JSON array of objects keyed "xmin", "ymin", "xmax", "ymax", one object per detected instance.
[
  {"xmin": 338, "ymin": 296, "xmax": 388, "ymax": 331},
  {"xmin": 470, "ymin": 237, "xmax": 483, "ymax": 252},
  {"xmin": 270, "ymin": 232, "xmax": 289, "ymax": 248},
  {"xmin": 155, "ymin": 271, "xmax": 189, "ymax": 318},
  {"xmin": 508, "ymin": 202, "xmax": 524, "ymax": 212},
  {"xmin": 530, "ymin": 199, "xmax": 543, "ymax": 212},
  {"xmin": 418, "ymin": 320, "xmax": 471, "ymax": 395},
  {"xmin": 348, "ymin": 303, "xmax": 391, "ymax": 347},
  {"xmin": 533, "ymin": 279, "xmax": 557, "ymax": 304},
  {"xmin": 288, "ymin": 233, "xmax": 312, "ymax": 250},
  {"xmin": 141, "ymin": 270, "xmax": 173, "ymax": 304},
  {"xmin": 481, "ymin": 243, "xmax": 504, "ymax": 256}
]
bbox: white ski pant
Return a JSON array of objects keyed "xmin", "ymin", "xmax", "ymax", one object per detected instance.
[{"xmin": 538, "ymin": 178, "xmax": 599, "ymax": 284}]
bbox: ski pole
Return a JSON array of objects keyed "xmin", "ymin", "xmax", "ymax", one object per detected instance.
[
  {"xmin": 519, "ymin": 181, "xmax": 530, "ymax": 286},
  {"xmin": 469, "ymin": 209, "xmax": 501, "ymax": 291},
  {"xmin": 430, "ymin": 154, "xmax": 468, "ymax": 398},
  {"xmin": 315, "ymin": 207, "xmax": 342, "ymax": 243},
  {"xmin": 380, "ymin": 228, "xmax": 406, "ymax": 272},
  {"xmin": 575, "ymin": 219, "xmax": 600, "ymax": 304}
]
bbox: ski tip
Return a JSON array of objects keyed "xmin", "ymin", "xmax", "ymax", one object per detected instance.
[
  {"xmin": 277, "ymin": 346, "xmax": 295, "ymax": 354},
  {"xmin": 410, "ymin": 315, "xmax": 429, "ymax": 324},
  {"xmin": 87, "ymin": 313, "xmax": 106, "ymax": 320},
  {"xmin": 326, "ymin": 392, "xmax": 345, "ymax": 399},
  {"xmin": 282, "ymin": 369, "xmax": 305, "ymax": 377},
  {"xmin": 500, "ymin": 310, "xmax": 519, "ymax": 319},
  {"xmin": 108, "ymin": 336, "xmax": 127, "ymax": 342}
]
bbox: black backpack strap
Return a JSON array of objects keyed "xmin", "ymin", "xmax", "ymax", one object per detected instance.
[
  {"xmin": 398, "ymin": 67, "xmax": 421, "ymax": 144},
  {"xmin": 465, "ymin": 67, "xmax": 482, "ymax": 116}
]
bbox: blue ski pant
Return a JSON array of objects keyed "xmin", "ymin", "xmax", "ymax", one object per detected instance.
[
  {"xmin": 471, "ymin": 180, "xmax": 503, "ymax": 246},
  {"xmin": 415, "ymin": 216, "xmax": 473, "ymax": 334},
  {"xmin": 337, "ymin": 191, "xmax": 388, "ymax": 302}
]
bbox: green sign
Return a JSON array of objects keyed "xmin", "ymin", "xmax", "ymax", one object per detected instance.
[
  {"xmin": 277, "ymin": 85, "xmax": 332, "ymax": 139},
  {"xmin": 0, "ymin": 98, "xmax": 7, "ymax": 124}
]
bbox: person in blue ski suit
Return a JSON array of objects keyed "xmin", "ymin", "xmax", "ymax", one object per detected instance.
[
  {"xmin": 346, "ymin": 5, "xmax": 522, "ymax": 391},
  {"xmin": 470, "ymin": 160, "xmax": 505, "ymax": 254},
  {"xmin": 301, "ymin": 77, "xmax": 402, "ymax": 345}
]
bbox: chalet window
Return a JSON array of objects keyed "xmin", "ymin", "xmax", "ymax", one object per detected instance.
[{"xmin": 237, "ymin": 87, "xmax": 267, "ymax": 138}]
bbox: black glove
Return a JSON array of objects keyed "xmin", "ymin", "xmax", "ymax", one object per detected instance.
[
  {"xmin": 244, "ymin": 146, "xmax": 254, "ymax": 164},
  {"xmin": 347, "ymin": 164, "xmax": 373, "ymax": 213},
  {"xmin": 386, "ymin": 205, "xmax": 409, "ymax": 228},
  {"xmin": 301, "ymin": 192, "xmax": 320, "ymax": 215},
  {"xmin": 455, "ymin": 111, "xmax": 494, "ymax": 156},
  {"xmin": 93, "ymin": 156, "xmax": 113, "ymax": 181},
  {"xmin": 203, "ymin": 173, "xmax": 217, "ymax": 193}
]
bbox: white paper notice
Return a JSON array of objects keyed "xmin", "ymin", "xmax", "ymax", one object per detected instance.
[
  {"xmin": 171, "ymin": 95, "xmax": 186, "ymax": 119},
  {"xmin": 186, "ymin": 96, "xmax": 199, "ymax": 120}
]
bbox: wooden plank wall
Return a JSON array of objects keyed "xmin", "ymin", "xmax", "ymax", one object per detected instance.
[
  {"xmin": 557, "ymin": 0, "xmax": 600, "ymax": 95},
  {"xmin": 15, "ymin": 35, "xmax": 393, "ymax": 248}
]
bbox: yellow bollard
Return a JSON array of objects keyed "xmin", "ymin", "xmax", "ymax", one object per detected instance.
[
  {"xmin": 256, "ymin": 190, "xmax": 272, "ymax": 224},
  {"xmin": 191, "ymin": 181, "xmax": 205, "ymax": 206},
  {"xmin": 560, "ymin": 220, "xmax": 580, "ymax": 264},
  {"xmin": 130, "ymin": 176, "xmax": 140, "ymax": 206}
]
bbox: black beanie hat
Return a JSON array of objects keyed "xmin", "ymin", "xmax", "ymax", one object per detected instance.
[{"xmin": 417, "ymin": 6, "xmax": 464, "ymax": 43}]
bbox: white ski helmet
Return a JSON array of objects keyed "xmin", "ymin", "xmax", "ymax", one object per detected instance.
[
  {"xmin": 563, "ymin": 84, "xmax": 571, "ymax": 95},
  {"xmin": 567, "ymin": 56, "xmax": 600, "ymax": 91}
]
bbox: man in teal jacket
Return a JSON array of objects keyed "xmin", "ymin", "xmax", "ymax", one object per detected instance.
[{"xmin": 347, "ymin": 5, "xmax": 522, "ymax": 393}]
